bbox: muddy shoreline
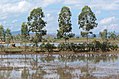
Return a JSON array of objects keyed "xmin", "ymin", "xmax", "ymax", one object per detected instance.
[{"xmin": 0, "ymin": 50, "xmax": 119, "ymax": 55}]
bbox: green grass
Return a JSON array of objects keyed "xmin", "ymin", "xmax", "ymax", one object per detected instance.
[{"xmin": 54, "ymin": 38, "xmax": 119, "ymax": 44}]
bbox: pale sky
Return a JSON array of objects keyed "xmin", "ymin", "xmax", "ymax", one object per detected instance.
[{"xmin": 0, "ymin": 0, "xmax": 119, "ymax": 35}]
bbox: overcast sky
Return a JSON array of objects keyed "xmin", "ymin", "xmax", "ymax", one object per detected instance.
[{"xmin": 0, "ymin": 0, "xmax": 119, "ymax": 34}]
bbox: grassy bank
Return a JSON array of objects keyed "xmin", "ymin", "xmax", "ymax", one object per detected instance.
[
  {"xmin": 55, "ymin": 38, "xmax": 119, "ymax": 43},
  {"xmin": 0, "ymin": 38, "xmax": 118, "ymax": 54}
]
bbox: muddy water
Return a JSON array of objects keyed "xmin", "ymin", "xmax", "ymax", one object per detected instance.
[{"xmin": 0, "ymin": 54, "xmax": 119, "ymax": 79}]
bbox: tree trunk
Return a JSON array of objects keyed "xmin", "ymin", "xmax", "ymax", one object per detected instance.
[
  {"xmin": 25, "ymin": 41, "xmax": 26, "ymax": 52},
  {"xmin": 65, "ymin": 38, "xmax": 66, "ymax": 43},
  {"xmin": 86, "ymin": 34, "xmax": 88, "ymax": 42}
]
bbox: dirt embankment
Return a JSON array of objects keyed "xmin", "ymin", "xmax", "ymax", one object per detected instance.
[{"xmin": 0, "ymin": 50, "xmax": 119, "ymax": 55}]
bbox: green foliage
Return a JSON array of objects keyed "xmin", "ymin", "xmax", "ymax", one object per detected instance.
[
  {"xmin": 68, "ymin": 33, "xmax": 75, "ymax": 38},
  {"xmin": 58, "ymin": 43, "xmax": 87, "ymax": 52},
  {"xmin": 40, "ymin": 42, "xmax": 46, "ymax": 51},
  {"xmin": 101, "ymin": 41, "xmax": 108, "ymax": 51},
  {"xmin": 100, "ymin": 41, "xmax": 118, "ymax": 51},
  {"xmin": 78, "ymin": 6, "xmax": 97, "ymax": 42},
  {"xmin": 108, "ymin": 31, "xmax": 117, "ymax": 40},
  {"xmin": 57, "ymin": 30, "xmax": 63, "ymax": 38},
  {"xmin": 57, "ymin": 41, "xmax": 118, "ymax": 52},
  {"xmin": 57, "ymin": 6, "xmax": 72, "ymax": 41},
  {"xmin": 78, "ymin": 6, "xmax": 97, "ymax": 31},
  {"xmin": 21, "ymin": 22, "xmax": 29, "ymax": 41},
  {"xmin": 58, "ymin": 43, "xmax": 70, "ymax": 51},
  {"xmin": 27, "ymin": 7, "xmax": 47, "ymax": 46},
  {"xmin": 93, "ymin": 34, "xmax": 96, "ymax": 38},
  {"xmin": 113, "ymin": 44, "xmax": 118, "ymax": 50},
  {"xmin": 32, "ymin": 33, "xmax": 40, "ymax": 47},
  {"xmin": 5, "ymin": 28, "xmax": 12, "ymax": 45},
  {"xmin": 13, "ymin": 34, "xmax": 21, "ymax": 42},
  {"xmin": 40, "ymin": 42, "xmax": 56, "ymax": 52},
  {"xmin": 45, "ymin": 43, "xmax": 56, "ymax": 52},
  {"xmin": 100, "ymin": 29, "xmax": 108, "ymax": 40},
  {"xmin": 81, "ymin": 31, "xmax": 88, "ymax": 37},
  {"xmin": 27, "ymin": 7, "xmax": 46, "ymax": 33},
  {"xmin": 0, "ymin": 25, "xmax": 5, "ymax": 42},
  {"xmin": 21, "ymin": 22, "xmax": 30, "ymax": 51},
  {"xmin": 92, "ymin": 40, "xmax": 102, "ymax": 51}
]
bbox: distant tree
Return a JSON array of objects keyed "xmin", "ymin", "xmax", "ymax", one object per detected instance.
[
  {"xmin": 14, "ymin": 34, "xmax": 21, "ymax": 42},
  {"xmin": 5, "ymin": 28, "xmax": 12, "ymax": 47},
  {"xmin": 81, "ymin": 31, "xmax": 93, "ymax": 39},
  {"xmin": 21, "ymin": 22, "xmax": 29, "ymax": 41},
  {"xmin": 27, "ymin": 7, "xmax": 47, "ymax": 47},
  {"xmin": 21, "ymin": 22, "xmax": 29, "ymax": 51},
  {"xmin": 57, "ymin": 6, "xmax": 72, "ymax": 42},
  {"xmin": 78, "ymin": 6, "xmax": 97, "ymax": 42},
  {"xmin": 81, "ymin": 31, "xmax": 88, "ymax": 37},
  {"xmin": 100, "ymin": 29, "xmax": 108, "ymax": 40},
  {"xmin": 108, "ymin": 31, "xmax": 117, "ymax": 40},
  {"xmin": 117, "ymin": 35, "xmax": 119, "ymax": 40},
  {"xmin": 0, "ymin": 25, "xmax": 5, "ymax": 42},
  {"xmin": 93, "ymin": 34, "xmax": 96, "ymax": 38},
  {"xmin": 68, "ymin": 33, "xmax": 75, "ymax": 38}
]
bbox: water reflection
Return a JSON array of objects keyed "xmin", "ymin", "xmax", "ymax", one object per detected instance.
[{"xmin": 0, "ymin": 54, "xmax": 119, "ymax": 79}]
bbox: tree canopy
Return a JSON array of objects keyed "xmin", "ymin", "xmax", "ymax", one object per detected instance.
[
  {"xmin": 27, "ymin": 7, "xmax": 47, "ymax": 46},
  {"xmin": 57, "ymin": 6, "xmax": 72, "ymax": 41},
  {"xmin": 78, "ymin": 6, "xmax": 97, "ymax": 31},
  {"xmin": 5, "ymin": 28, "xmax": 12, "ymax": 46},
  {"xmin": 0, "ymin": 25, "xmax": 5, "ymax": 42},
  {"xmin": 100, "ymin": 29, "xmax": 108, "ymax": 40},
  {"xmin": 21, "ymin": 22, "xmax": 29, "ymax": 41},
  {"xmin": 78, "ymin": 6, "xmax": 98, "ymax": 41},
  {"xmin": 27, "ymin": 7, "xmax": 47, "ymax": 34}
]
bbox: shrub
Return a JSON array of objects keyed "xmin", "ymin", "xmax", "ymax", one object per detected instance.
[
  {"xmin": 40, "ymin": 42, "xmax": 46, "ymax": 52},
  {"xmin": 110, "ymin": 44, "xmax": 118, "ymax": 51},
  {"xmin": 44, "ymin": 43, "xmax": 56, "ymax": 52},
  {"xmin": 58, "ymin": 43, "xmax": 66, "ymax": 51},
  {"xmin": 92, "ymin": 40, "xmax": 101, "ymax": 51},
  {"xmin": 56, "ymin": 41, "xmax": 118, "ymax": 52}
]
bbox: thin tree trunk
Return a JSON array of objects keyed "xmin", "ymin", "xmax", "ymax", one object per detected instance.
[
  {"xmin": 64, "ymin": 38, "xmax": 66, "ymax": 43},
  {"xmin": 64, "ymin": 33, "xmax": 67, "ymax": 43},
  {"xmin": 86, "ymin": 31, "xmax": 89, "ymax": 43},
  {"xmin": 25, "ymin": 42, "xmax": 26, "ymax": 52},
  {"xmin": 86, "ymin": 34, "xmax": 88, "ymax": 42}
]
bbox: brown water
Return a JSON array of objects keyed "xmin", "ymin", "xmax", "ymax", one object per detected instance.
[{"xmin": 0, "ymin": 53, "xmax": 119, "ymax": 79}]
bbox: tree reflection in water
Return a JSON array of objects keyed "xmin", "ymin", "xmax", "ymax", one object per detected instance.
[{"xmin": 0, "ymin": 54, "xmax": 118, "ymax": 79}]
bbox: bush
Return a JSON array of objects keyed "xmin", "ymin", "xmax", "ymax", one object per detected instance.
[
  {"xmin": 87, "ymin": 43, "xmax": 94, "ymax": 51},
  {"xmin": 58, "ymin": 43, "xmax": 66, "ymax": 51},
  {"xmin": 40, "ymin": 42, "xmax": 46, "ymax": 52},
  {"xmin": 110, "ymin": 44, "xmax": 118, "ymax": 51},
  {"xmin": 69, "ymin": 43, "xmax": 77, "ymax": 51},
  {"xmin": 101, "ymin": 41, "xmax": 108, "ymax": 51},
  {"xmin": 58, "ymin": 43, "xmax": 78, "ymax": 51},
  {"xmin": 40, "ymin": 41, "xmax": 118, "ymax": 53},
  {"xmin": 92, "ymin": 40, "xmax": 101, "ymax": 51},
  {"xmin": 44, "ymin": 43, "xmax": 56, "ymax": 52}
]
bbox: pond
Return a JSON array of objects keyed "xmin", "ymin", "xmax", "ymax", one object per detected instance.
[{"xmin": 0, "ymin": 53, "xmax": 119, "ymax": 79}]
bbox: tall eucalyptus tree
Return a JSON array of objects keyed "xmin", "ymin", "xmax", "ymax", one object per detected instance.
[
  {"xmin": 21, "ymin": 22, "xmax": 29, "ymax": 51},
  {"xmin": 27, "ymin": 7, "xmax": 47, "ymax": 47},
  {"xmin": 78, "ymin": 6, "xmax": 98, "ymax": 42},
  {"xmin": 57, "ymin": 6, "xmax": 72, "ymax": 42}
]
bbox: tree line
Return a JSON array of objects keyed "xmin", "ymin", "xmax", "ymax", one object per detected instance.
[
  {"xmin": 21, "ymin": 5, "xmax": 98, "ymax": 46},
  {"xmin": 0, "ymin": 6, "xmax": 118, "ymax": 47}
]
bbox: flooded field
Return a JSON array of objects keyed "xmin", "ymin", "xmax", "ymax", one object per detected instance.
[{"xmin": 0, "ymin": 53, "xmax": 119, "ymax": 79}]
